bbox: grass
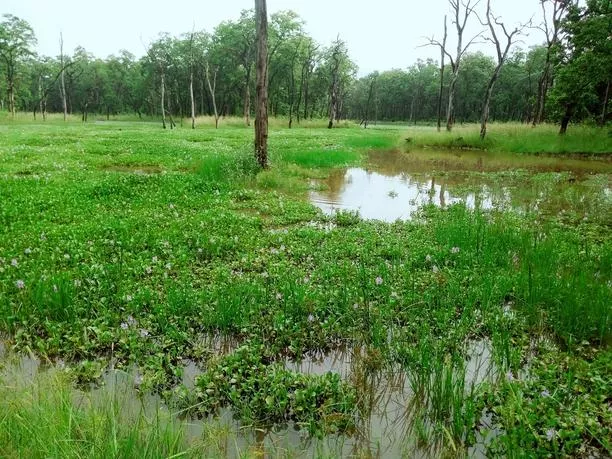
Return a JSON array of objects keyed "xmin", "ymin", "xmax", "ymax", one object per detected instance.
[
  {"xmin": 404, "ymin": 122, "xmax": 612, "ymax": 154},
  {"xmin": 0, "ymin": 116, "xmax": 610, "ymax": 457}
]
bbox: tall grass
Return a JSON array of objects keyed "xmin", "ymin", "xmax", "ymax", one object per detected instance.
[{"xmin": 405, "ymin": 122, "xmax": 611, "ymax": 154}]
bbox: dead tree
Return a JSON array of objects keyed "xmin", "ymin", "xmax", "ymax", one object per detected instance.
[
  {"xmin": 205, "ymin": 62, "xmax": 220, "ymax": 129},
  {"xmin": 426, "ymin": 1, "xmax": 482, "ymax": 131},
  {"xmin": 532, "ymin": 0, "xmax": 571, "ymax": 125},
  {"xmin": 479, "ymin": 0, "xmax": 527, "ymax": 139},
  {"xmin": 437, "ymin": 17, "xmax": 448, "ymax": 131},
  {"xmin": 254, "ymin": 0, "xmax": 269, "ymax": 168}
]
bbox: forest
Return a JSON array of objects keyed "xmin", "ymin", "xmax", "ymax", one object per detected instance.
[{"xmin": 0, "ymin": 0, "xmax": 610, "ymax": 130}]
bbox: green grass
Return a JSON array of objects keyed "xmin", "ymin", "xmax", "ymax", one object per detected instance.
[
  {"xmin": 404, "ymin": 122, "xmax": 612, "ymax": 154},
  {"xmin": 0, "ymin": 116, "xmax": 610, "ymax": 457}
]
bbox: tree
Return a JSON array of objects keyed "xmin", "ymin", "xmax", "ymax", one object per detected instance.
[
  {"xmin": 479, "ymin": 0, "xmax": 527, "ymax": 139},
  {"xmin": 427, "ymin": 1, "xmax": 482, "ymax": 131},
  {"xmin": 532, "ymin": 0, "xmax": 573, "ymax": 125},
  {"xmin": 550, "ymin": 0, "xmax": 611, "ymax": 133},
  {"xmin": 254, "ymin": 0, "xmax": 268, "ymax": 168},
  {"xmin": 0, "ymin": 14, "xmax": 36, "ymax": 117}
]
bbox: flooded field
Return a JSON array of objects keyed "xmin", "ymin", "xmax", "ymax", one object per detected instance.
[
  {"xmin": 0, "ymin": 339, "xmax": 495, "ymax": 458},
  {"xmin": 311, "ymin": 149, "xmax": 611, "ymax": 221}
]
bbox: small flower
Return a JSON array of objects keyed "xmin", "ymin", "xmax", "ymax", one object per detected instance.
[
  {"xmin": 275, "ymin": 292, "xmax": 283, "ymax": 300},
  {"xmin": 270, "ymin": 248, "xmax": 280, "ymax": 255},
  {"xmin": 165, "ymin": 263, "xmax": 172, "ymax": 270},
  {"xmin": 125, "ymin": 294, "xmax": 133, "ymax": 302},
  {"xmin": 280, "ymin": 245, "xmax": 286, "ymax": 251},
  {"xmin": 540, "ymin": 390, "xmax": 550, "ymax": 398},
  {"xmin": 353, "ymin": 303, "xmax": 359, "ymax": 310},
  {"xmin": 307, "ymin": 314, "xmax": 315, "ymax": 323},
  {"xmin": 73, "ymin": 279, "xmax": 82, "ymax": 287},
  {"xmin": 139, "ymin": 329, "xmax": 150, "ymax": 338},
  {"xmin": 169, "ymin": 203, "xmax": 175, "ymax": 209},
  {"xmin": 40, "ymin": 232, "xmax": 46, "ymax": 241},
  {"xmin": 64, "ymin": 254, "xmax": 70, "ymax": 260},
  {"xmin": 53, "ymin": 284, "xmax": 58, "ymax": 292},
  {"xmin": 152, "ymin": 256, "xmax": 159, "ymax": 263},
  {"xmin": 11, "ymin": 258, "xmax": 18, "ymax": 267},
  {"xmin": 24, "ymin": 248, "xmax": 32, "ymax": 255},
  {"xmin": 425, "ymin": 254, "xmax": 432, "ymax": 262},
  {"xmin": 120, "ymin": 322, "xmax": 129, "ymax": 330},
  {"xmin": 15, "ymin": 279, "xmax": 25, "ymax": 289},
  {"xmin": 145, "ymin": 266, "xmax": 152, "ymax": 274},
  {"xmin": 261, "ymin": 271, "xmax": 269, "ymax": 278},
  {"xmin": 451, "ymin": 247, "xmax": 460, "ymax": 254},
  {"xmin": 303, "ymin": 276, "xmax": 310, "ymax": 284},
  {"xmin": 375, "ymin": 276, "xmax": 383, "ymax": 286},
  {"xmin": 432, "ymin": 265, "xmax": 439, "ymax": 274},
  {"xmin": 546, "ymin": 428, "xmax": 556, "ymax": 441},
  {"xmin": 127, "ymin": 315, "xmax": 137, "ymax": 326},
  {"xmin": 506, "ymin": 370, "xmax": 515, "ymax": 382}
]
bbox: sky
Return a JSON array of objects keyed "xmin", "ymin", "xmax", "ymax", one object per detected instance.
[{"xmin": 4, "ymin": 0, "xmax": 545, "ymax": 75}]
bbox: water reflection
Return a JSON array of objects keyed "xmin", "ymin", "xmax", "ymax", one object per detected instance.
[{"xmin": 311, "ymin": 150, "xmax": 611, "ymax": 222}]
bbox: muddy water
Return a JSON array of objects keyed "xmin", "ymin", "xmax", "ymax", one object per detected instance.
[
  {"xmin": 1, "ymin": 341, "xmax": 495, "ymax": 458},
  {"xmin": 311, "ymin": 149, "xmax": 611, "ymax": 222}
]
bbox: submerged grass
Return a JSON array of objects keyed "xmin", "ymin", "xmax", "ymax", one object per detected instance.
[{"xmin": 0, "ymin": 118, "xmax": 610, "ymax": 457}]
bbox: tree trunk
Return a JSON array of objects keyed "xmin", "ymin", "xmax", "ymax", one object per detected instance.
[
  {"xmin": 446, "ymin": 72, "xmax": 458, "ymax": 131},
  {"xmin": 160, "ymin": 72, "xmax": 167, "ymax": 129},
  {"xmin": 437, "ymin": 16, "xmax": 448, "ymax": 132},
  {"xmin": 255, "ymin": 0, "xmax": 269, "ymax": 168},
  {"xmin": 600, "ymin": 80, "xmax": 610, "ymax": 126},
  {"xmin": 60, "ymin": 33, "xmax": 68, "ymax": 122},
  {"xmin": 480, "ymin": 70, "xmax": 499, "ymax": 139},
  {"xmin": 205, "ymin": 63, "xmax": 219, "ymax": 129},
  {"xmin": 244, "ymin": 67, "xmax": 251, "ymax": 127},
  {"xmin": 559, "ymin": 103, "xmax": 574, "ymax": 135},
  {"xmin": 190, "ymin": 70, "xmax": 196, "ymax": 129}
]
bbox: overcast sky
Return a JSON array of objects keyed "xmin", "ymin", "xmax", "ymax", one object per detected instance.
[{"xmin": 4, "ymin": 0, "xmax": 544, "ymax": 75}]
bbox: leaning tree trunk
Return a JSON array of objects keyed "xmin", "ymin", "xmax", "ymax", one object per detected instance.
[
  {"xmin": 480, "ymin": 72, "xmax": 499, "ymax": 139},
  {"xmin": 254, "ymin": 0, "xmax": 269, "ymax": 168}
]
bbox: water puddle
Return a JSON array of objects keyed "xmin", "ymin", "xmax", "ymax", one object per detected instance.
[
  {"xmin": 311, "ymin": 149, "xmax": 611, "ymax": 222},
  {"xmin": 0, "ymin": 339, "xmax": 495, "ymax": 457}
]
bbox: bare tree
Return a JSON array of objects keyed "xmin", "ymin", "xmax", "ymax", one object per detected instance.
[
  {"xmin": 205, "ymin": 62, "xmax": 220, "ymax": 129},
  {"xmin": 255, "ymin": 0, "xmax": 269, "ymax": 168},
  {"xmin": 532, "ymin": 0, "xmax": 572, "ymax": 125},
  {"xmin": 479, "ymin": 0, "xmax": 527, "ymax": 139},
  {"xmin": 436, "ymin": 17, "xmax": 448, "ymax": 132},
  {"xmin": 59, "ymin": 32, "xmax": 68, "ymax": 121},
  {"xmin": 426, "ymin": 1, "xmax": 482, "ymax": 131}
]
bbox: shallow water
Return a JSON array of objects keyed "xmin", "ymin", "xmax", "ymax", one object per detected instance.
[
  {"xmin": 1, "ymin": 341, "xmax": 494, "ymax": 458},
  {"xmin": 311, "ymin": 149, "xmax": 611, "ymax": 222}
]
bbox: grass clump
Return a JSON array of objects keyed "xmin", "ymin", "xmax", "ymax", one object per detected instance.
[{"xmin": 189, "ymin": 344, "xmax": 357, "ymax": 437}]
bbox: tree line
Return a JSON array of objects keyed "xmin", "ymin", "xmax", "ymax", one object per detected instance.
[{"xmin": 0, "ymin": 0, "xmax": 609, "ymax": 134}]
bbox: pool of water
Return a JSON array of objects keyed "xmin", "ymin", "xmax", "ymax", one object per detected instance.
[{"xmin": 310, "ymin": 149, "xmax": 611, "ymax": 222}]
